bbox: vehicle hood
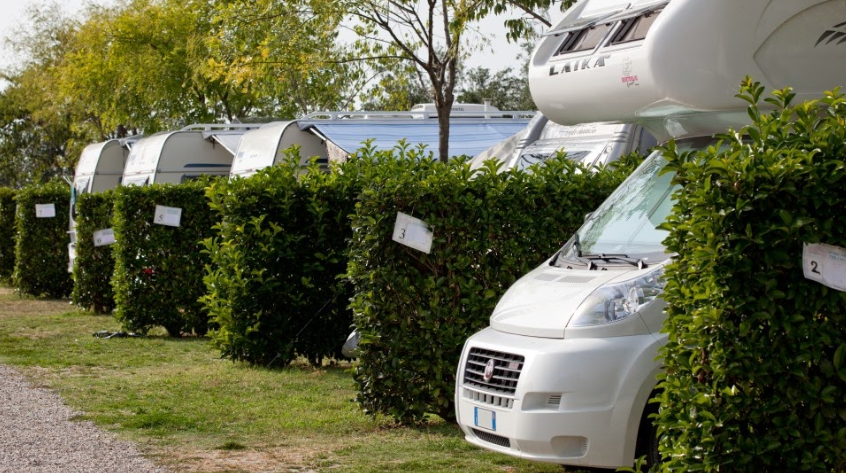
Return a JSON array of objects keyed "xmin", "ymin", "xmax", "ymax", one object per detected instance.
[{"xmin": 490, "ymin": 263, "xmax": 638, "ymax": 339}]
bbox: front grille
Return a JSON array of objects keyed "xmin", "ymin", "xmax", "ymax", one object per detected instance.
[
  {"xmin": 463, "ymin": 388, "xmax": 514, "ymax": 409},
  {"xmin": 464, "ymin": 347, "xmax": 524, "ymax": 395},
  {"xmin": 473, "ymin": 428, "xmax": 511, "ymax": 448}
]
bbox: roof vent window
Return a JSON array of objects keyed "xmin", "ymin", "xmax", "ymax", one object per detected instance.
[
  {"xmin": 555, "ymin": 22, "xmax": 613, "ymax": 56},
  {"xmin": 610, "ymin": 7, "xmax": 664, "ymax": 45}
]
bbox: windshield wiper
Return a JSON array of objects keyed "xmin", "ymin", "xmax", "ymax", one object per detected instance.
[
  {"xmin": 579, "ymin": 253, "xmax": 648, "ymax": 269},
  {"xmin": 552, "ymin": 234, "xmax": 600, "ymax": 269}
]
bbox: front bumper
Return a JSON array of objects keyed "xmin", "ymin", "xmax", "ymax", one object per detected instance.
[{"xmin": 455, "ymin": 327, "xmax": 662, "ymax": 468}]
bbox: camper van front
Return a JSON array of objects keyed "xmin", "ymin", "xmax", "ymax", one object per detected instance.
[{"xmin": 454, "ymin": 142, "xmax": 682, "ymax": 467}]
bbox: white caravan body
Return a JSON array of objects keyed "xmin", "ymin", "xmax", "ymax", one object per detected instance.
[
  {"xmin": 68, "ymin": 137, "xmax": 139, "ymax": 271},
  {"xmin": 229, "ymin": 121, "xmax": 326, "ymax": 179},
  {"xmin": 229, "ymin": 110, "xmax": 535, "ymax": 179},
  {"xmin": 470, "ymin": 113, "xmax": 656, "ymax": 171},
  {"xmin": 74, "ymin": 139, "xmax": 134, "ymax": 194},
  {"xmin": 122, "ymin": 124, "xmax": 260, "ymax": 186},
  {"xmin": 455, "ymin": 0, "xmax": 846, "ymax": 469}
]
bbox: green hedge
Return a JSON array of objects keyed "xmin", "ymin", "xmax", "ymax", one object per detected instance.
[
  {"xmin": 72, "ymin": 191, "xmax": 117, "ymax": 314},
  {"xmin": 657, "ymin": 81, "xmax": 846, "ymax": 472},
  {"xmin": 112, "ymin": 180, "xmax": 216, "ymax": 336},
  {"xmin": 203, "ymin": 155, "xmax": 357, "ymax": 367},
  {"xmin": 12, "ymin": 180, "xmax": 72, "ymax": 298},
  {"xmin": 346, "ymin": 147, "xmax": 642, "ymax": 422},
  {"xmin": 0, "ymin": 188, "xmax": 16, "ymax": 282}
]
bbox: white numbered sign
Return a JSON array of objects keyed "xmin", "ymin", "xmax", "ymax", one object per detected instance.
[
  {"xmin": 93, "ymin": 228, "xmax": 116, "ymax": 247},
  {"xmin": 154, "ymin": 205, "xmax": 182, "ymax": 227},
  {"xmin": 392, "ymin": 212, "xmax": 434, "ymax": 254},
  {"xmin": 35, "ymin": 203, "xmax": 56, "ymax": 218},
  {"xmin": 803, "ymin": 243, "xmax": 846, "ymax": 292}
]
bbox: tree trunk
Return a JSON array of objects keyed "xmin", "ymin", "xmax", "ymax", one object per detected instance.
[
  {"xmin": 433, "ymin": 62, "xmax": 456, "ymax": 164},
  {"xmin": 436, "ymin": 105, "xmax": 451, "ymax": 163}
]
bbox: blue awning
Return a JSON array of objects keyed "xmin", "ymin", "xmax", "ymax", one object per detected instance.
[{"xmin": 300, "ymin": 119, "xmax": 532, "ymax": 159}]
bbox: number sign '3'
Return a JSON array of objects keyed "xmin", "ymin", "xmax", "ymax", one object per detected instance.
[{"xmin": 392, "ymin": 212, "xmax": 434, "ymax": 254}]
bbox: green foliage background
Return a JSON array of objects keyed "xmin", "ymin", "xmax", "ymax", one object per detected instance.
[
  {"xmin": 12, "ymin": 181, "xmax": 72, "ymax": 298},
  {"xmin": 72, "ymin": 191, "xmax": 117, "ymax": 314},
  {"xmin": 346, "ymin": 146, "xmax": 642, "ymax": 422},
  {"xmin": 203, "ymin": 153, "xmax": 358, "ymax": 367},
  {"xmin": 657, "ymin": 81, "xmax": 846, "ymax": 472},
  {"xmin": 0, "ymin": 188, "xmax": 16, "ymax": 282},
  {"xmin": 112, "ymin": 180, "xmax": 217, "ymax": 336}
]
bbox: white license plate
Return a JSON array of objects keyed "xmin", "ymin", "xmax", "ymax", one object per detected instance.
[{"xmin": 474, "ymin": 406, "xmax": 496, "ymax": 431}]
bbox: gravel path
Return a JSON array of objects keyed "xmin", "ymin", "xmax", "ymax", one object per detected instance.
[{"xmin": 0, "ymin": 364, "xmax": 167, "ymax": 473}]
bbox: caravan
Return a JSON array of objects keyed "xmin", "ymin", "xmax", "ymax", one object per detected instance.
[
  {"xmin": 454, "ymin": 0, "xmax": 846, "ymax": 469},
  {"xmin": 122, "ymin": 123, "xmax": 261, "ymax": 186},
  {"xmin": 230, "ymin": 108, "xmax": 535, "ymax": 179},
  {"xmin": 470, "ymin": 113, "xmax": 656, "ymax": 171},
  {"xmin": 68, "ymin": 136, "xmax": 140, "ymax": 271}
]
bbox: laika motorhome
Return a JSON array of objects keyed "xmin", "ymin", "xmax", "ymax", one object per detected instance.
[
  {"xmin": 122, "ymin": 123, "xmax": 261, "ymax": 186},
  {"xmin": 454, "ymin": 0, "xmax": 846, "ymax": 469},
  {"xmin": 469, "ymin": 113, "xmax": 656, "ymax": 171},
  {"xmin": 68, "ymin": 137, "xmax": 140, "ymax": 271},
  {"xmin": 229, "ymin": 109, "xmax": 534, "ymax": 179}
]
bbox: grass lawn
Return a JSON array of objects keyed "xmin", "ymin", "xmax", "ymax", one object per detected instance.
[{"xmin": 0, "ymin": 289, "xmax": 587, "ymax": 473}]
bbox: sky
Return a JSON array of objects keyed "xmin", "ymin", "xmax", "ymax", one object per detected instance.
[{"xmin": 0, "ymin": 0, "xmax": 548, "ymax": 89}]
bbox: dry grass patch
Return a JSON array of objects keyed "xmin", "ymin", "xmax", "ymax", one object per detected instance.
[{"xmin": 160, "ymin": 443, "xmax": 320, "ymax": 473}]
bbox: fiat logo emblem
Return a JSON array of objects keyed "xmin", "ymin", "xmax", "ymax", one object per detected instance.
[{"xmin": 483, "ymin": 360, "xmax": 495, "ymax": 382}]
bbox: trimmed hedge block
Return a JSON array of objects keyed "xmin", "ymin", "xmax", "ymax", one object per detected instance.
[
  {"xmin": 13, "ymin": 181, "xmax": 72, "ymax": 298},
  {"xmin": 203, "ymin": 156, "xmax": 356, "ymax": 367},
  {"xmin": 72, "ymin": 191, "xmax": 117, "ymax": 314},
  {"xmin": 112, "ymin": 180, "xmax": 216, "ymax": 336}
]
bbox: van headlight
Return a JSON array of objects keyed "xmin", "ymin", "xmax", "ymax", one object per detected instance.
[{"xmin": 569, "ymin": 265, "xmax": 666, "ymax": 327}]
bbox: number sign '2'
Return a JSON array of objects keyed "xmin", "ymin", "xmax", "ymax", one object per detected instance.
[
  {"xmin": 154, "ymin": 205, "xmax": 182, "ymax": 227},
  {"xmin": 803, "ymin": 242, "xmax": 846, "ymax": 292},
  {"xmin": 392, "ymin": 212, "xmax": 434, "ymax": 254}
]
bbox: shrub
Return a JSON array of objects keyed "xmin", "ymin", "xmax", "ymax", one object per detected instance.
[
  {"xmin": 657, "ymin": 80, "xmax": 846, "ymax": 472},
  {"xmin": 12, "ymin": 180, "xmax": 72, "ymax": 298},
  {"xmin": 203, "ymin": 154, "xmax": 357, "ymax": 367},
  {"xmin": 72, "ymin": 190, "xmax": 117, "ymax": 313},
  {"xmin": 112, "ymin": 179, "xmax": 217, "ymax": 336},
  {"xmin": 346, "ymin": 145, "xmax": 639, "ymax": 422},
  {"xmin": 0, "ymin": 188, "xmax": 16, "ymax": 282}
]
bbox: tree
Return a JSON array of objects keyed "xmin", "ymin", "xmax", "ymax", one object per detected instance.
[
  {"xmin": 205, "ymin": 0, "xmax": 366, "ymax": 118},
  {"xmin": 457, "ymin": 66, "xmax": 533, "ymax": 110},
  {"xmin": 457, "ymin": 40, "xmax": 538, "ymax": 110},
  {"xmin": 338, "ymin": 0, "xmax": 576, "ymax": 162},
  {"xmin": 0, "ymin": 2, "xmax": 86, "ymax": 186},
  {"xmin": 359, "ymin": 62, "xmax": 432, "ymax": 111},
  {"xmin": 58, "ymin": 0, "xmax": 248, "ymax": 133}
]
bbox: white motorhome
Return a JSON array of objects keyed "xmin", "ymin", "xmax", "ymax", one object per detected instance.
[
  {"xmin": 68, "ymin": 136, "xmax": 141, "ymax": 271},
  {"xmin": 454, "ymin": 0, "xmax": 846, "ymax": 469},
  {"xmin": 122, "ymin": 123, "xmax": 261, "ymax": 186},
  {"xmin": 229, "ymin": 109, "xmax": 535, "ymax": 179},
  {"xmin": 470, "ymin": 113, "xmax": 656, "ymax": 171}
]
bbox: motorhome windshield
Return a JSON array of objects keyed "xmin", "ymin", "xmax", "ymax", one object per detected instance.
[
  {"xmin": 516, "ymin": 139, "xmax": 606, "ymax": 171},
  {"xmin": 554, "ymin": 137, "xmax": 714, "ymax": 266}
]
